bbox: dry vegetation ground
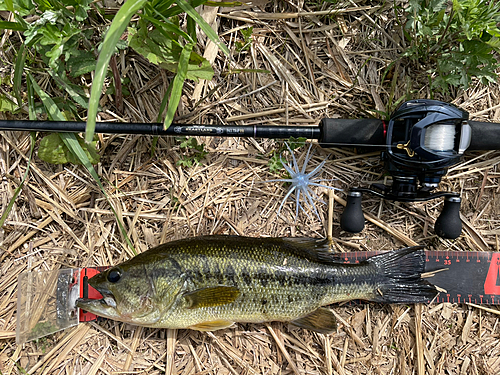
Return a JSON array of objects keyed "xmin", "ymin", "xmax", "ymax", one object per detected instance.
[{"xmin": 1, "ymin": 0, "xmax": 500, "ymax": 374}]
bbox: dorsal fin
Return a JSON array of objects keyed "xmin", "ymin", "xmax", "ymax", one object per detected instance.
[{"xmin": 279, "ymin": 237, "xmax": 342, "ymax": 264}]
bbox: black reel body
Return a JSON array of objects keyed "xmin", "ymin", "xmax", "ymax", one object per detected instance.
[{"xmin": 341, "ymin": 100, "xmax": 471, "ymax": 239}]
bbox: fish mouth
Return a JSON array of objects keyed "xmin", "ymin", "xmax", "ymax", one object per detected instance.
[
  {"xmin": 76, "ymin": 294, "xmax": 116, "ymax": 309},
  {"xmin": 75, "ymin": 288, "xmax": 119, "ymax": 318}
]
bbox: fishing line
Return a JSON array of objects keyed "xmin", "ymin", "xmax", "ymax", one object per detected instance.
[{"xmin": 424, "ymin": 124, "xmax": 455, "ymax": 151}]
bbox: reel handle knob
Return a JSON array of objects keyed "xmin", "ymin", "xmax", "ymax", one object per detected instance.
[
  {"xmin": 435, "ymin": 196, "xmax": 462, "ymax": 239},
  {"xmin": 340, "ymin": 191, "xmax": 365, "ymax": 233}
]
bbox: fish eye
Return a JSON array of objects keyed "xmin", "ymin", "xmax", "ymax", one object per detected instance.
[{"xmin": 107, "ymin": 269, "xmax": 121, "ymax": 283}]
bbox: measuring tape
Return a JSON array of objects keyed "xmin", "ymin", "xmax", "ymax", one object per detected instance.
[{"xmin": 337, "ymin": 250, "xmax": 500, "ymax": 305}]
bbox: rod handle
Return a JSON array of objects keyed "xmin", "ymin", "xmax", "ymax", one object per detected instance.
[
  {"xmin": 319, "ymin": 118, "xmax": 385, "ymax": 146},
  {"xmin": 468, "ymin": 121, "xmax": 500, "ymax": 150}
]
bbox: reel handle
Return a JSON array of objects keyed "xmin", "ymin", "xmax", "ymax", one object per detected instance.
[
  {"xmin": 340, "ymin": 191, "xmax": 365, "ymax": 233},
  {"xmin": 434, "ymin": 197, "xmax": 462, "ymax": 239}
]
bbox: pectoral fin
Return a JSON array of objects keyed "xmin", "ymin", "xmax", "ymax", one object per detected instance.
[
  {"xmin": 184, "ymin": 286, "xmax": 240, "ymax": 309},
  {"xmin": 188, "ymin": 320, "xmax": 235, "ymax": 331},
  {"xmin": 290, "ymin": 308, "xmax": 337, "ymax": 334}
]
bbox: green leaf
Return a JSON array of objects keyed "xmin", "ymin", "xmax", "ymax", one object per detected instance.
[
  {"xmin": 3, "ymin": 0, "xmax": 14, "ymax": 12},
  {"xmin": 86, "ymin": 0, "xmax": 148, "ymax": 143},
  {"xmin": 50, "ymin": 71, "xmax": 89, "ymax": 109},
  {"xmin": 156, "ymin": 78, "xmax": 172, "ymax": 122},
  {"xmin": 75, "ymin": 5, "xmax": 88, "ymax": 21},
  {"xmin": 66, "ymin": 50, "xmax": 97, "ymax": 77},
  {"xmin": 0, "ymin": 20, "xmax": 26, "ymax": 31},
  {"xmin": 38, "ymin": 133, "xmax": 100, "ymax": 164},
  {"xmin": 0, "ymin": 95, "xmax": 19, "ymax": 113},
  {"xmin": 186, "ymin": 14, "xmax": 196, "ymax": 43},
  {"xmin": 29, "ymin": 73, "xmax": 66, "ymax": 121},
  {"xmin": 13, "ymin": 43, "xmax": 27, "ymax": 107},
  {"xmin": 38, "ymin": 23, "xmax": 62, "ymax": 45},
  {"xmin": 128, "ymin": 27, "xmax": 169, "ymax": 65},
  {"xmin": 140, "ymin": 12, "xmax": 191, "ymax": 42},
  {"xmin": 152, "ymin": 0, "xmax": 205, "ymax": 19},
  {"xmin": 129, "ymin": 26, "xmax": 214, "ymax": 81},
  {"xmin": 175, "ymin": 0, "xmax": 229, "ymax": 56},
  {"xmin": 184, "ymin": 59, "xmax": 214, "ymax": 81},
  {"xmin": 26, "ymin": 72, "xmax": 35, "ymax": 120},
  {"xmin": 163, "ymin": 42, "xmax": 192, "ymax": 130}
]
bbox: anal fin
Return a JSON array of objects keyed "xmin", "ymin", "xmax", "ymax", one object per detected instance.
[
  {"xmin": 290, "ymin": 308, "xmax": 337, "ymax": 334},
  {"xmin": 189, "ymin": 320, "xmax": 235, "ymax": 331}
]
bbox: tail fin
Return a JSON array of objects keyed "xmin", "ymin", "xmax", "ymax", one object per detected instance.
[{"xmin": 366, "ymin": 246, "xmax": 438, "ymax": 303}]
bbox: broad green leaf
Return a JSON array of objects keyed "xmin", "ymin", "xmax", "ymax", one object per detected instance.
[
  {"xmin": 86, "ymin": 0, "xmax": 148, "ymax": 143},
  {"xmin": 140, "ymin": 14, "xmax": 187, "ymax": 40},
  {"xmin": 128, "ymin": 27, "xmax": 169, "ymax": 65},
  {"xmin": 163, "ymin": 42, "xmax": 192, "ymax": 130},
  {"xmin": 175, "ymin": 0, "xmax": 229, "ymax": 56},
  {"xmin": 66, "ymin": 50, "xmax": 97, "ymax": 77},
  {"xmin": 38, "ymin": 133, "xmax": 100, "ymax": 164},
  {"xmin": 39, "ymin": 23, "xmax": 63, "ymax": 45},
  {"xmin": 128, "ymin": 28, "xmax": 214, "ymax": 81},
  {"xmin": 0, "ymin": 95, "xmax": 19, "ymax": 113},
  {"xmin": 183, "ymin": 59, "xmax": 214, "ymax": 81},
  {"xmin": 75, "ymin": 5, "xmax": 88, "ymax": 21}
]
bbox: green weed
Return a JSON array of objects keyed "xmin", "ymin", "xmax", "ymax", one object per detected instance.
[
  {"xmin": 0, "ymin": 0, "xmax": 228, "ymax": 143},
  {"xmin": 176, "ymin": 137, "xmax": 209, "ymax": 168},
  {"xmin": 235, "ymin": 27, "xmax": 253, "ymax": 53},
  {"xmin": 268, "ymin": 137, "xmax": 307, "ymax": 174},
  {"xmin": 403, "ymin": 0, "xmax": 500, "ymax": 92}
]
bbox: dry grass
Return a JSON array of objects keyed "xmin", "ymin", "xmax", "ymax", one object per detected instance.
[{"xmin": 2, "ymin": 1, "xmax": 500, "ymax": 374}]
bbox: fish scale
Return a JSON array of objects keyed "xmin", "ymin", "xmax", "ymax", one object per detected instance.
[{"xmin": 77, "ymin": 236, "xmax": 438, "ymax": 333}]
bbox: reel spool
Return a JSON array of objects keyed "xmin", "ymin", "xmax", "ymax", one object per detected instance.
[{"xmin": 340, "ymin": 99, "xmax": 471, "ymax": 239}]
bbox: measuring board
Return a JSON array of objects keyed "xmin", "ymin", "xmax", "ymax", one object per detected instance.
[
  {"xmin": 76, "ymin": 250, "xmax": 500, "ymax": 322},
  {"xmin": 337, "ymin": 250, "xmax": 500, "ymax": 305}
]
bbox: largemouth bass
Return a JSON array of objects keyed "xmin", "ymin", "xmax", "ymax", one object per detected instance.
[{"xmin": 76, "ymin": 236, "xmax": 437, "ymax": 333}]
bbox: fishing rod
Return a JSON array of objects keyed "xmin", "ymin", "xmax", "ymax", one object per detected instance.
[{"xmin": 2, "ymin": 99, "xmax": 500, "ymax": 239}]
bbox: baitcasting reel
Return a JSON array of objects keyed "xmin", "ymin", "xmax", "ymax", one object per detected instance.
[{"xmin": 340, "ymin": 99, "xmax": 471, "ymax": 239}]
